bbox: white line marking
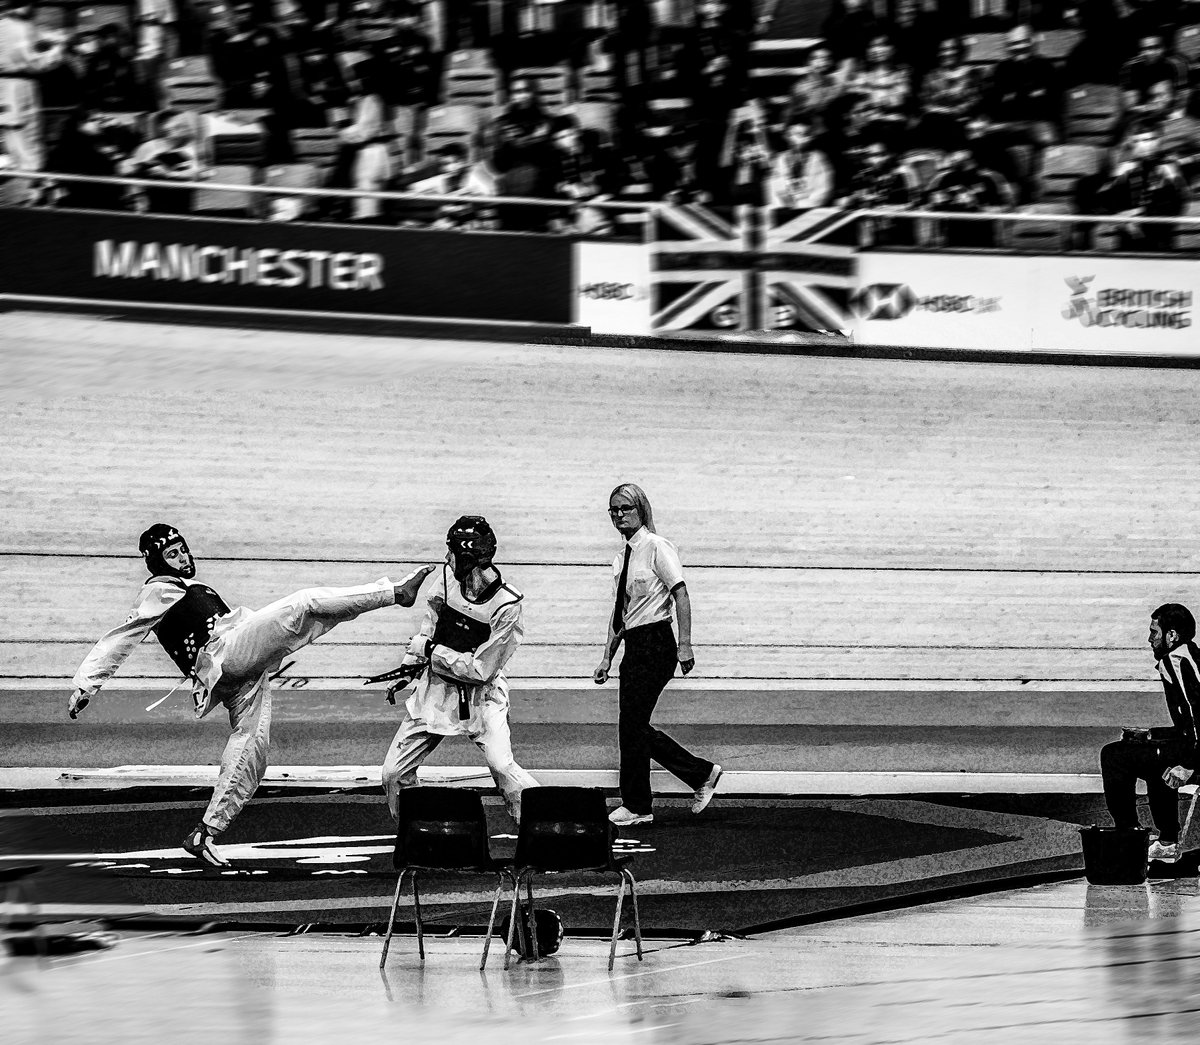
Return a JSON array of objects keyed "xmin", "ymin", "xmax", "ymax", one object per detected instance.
[{"xmin": 46, "ymin": 933, "xmax": 258, "ymax": 970}]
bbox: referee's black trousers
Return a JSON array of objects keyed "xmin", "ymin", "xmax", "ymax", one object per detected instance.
[
  {"xmin": 618, "ymin": 620, "xmax": 714, "ymax": 815},
  {"xmin": 1100, "ymin": 738, "xmax": 1191, "ymax": 841}
]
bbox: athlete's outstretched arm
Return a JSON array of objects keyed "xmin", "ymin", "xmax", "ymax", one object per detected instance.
[{"xmin": 69, "ymin": 581, "xmax": 185, "ymax": 717}]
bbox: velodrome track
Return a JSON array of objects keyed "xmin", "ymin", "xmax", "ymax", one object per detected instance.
[{"xmin": 8, "ymin": 312, "xmax": 1200, "ymax": 1044}]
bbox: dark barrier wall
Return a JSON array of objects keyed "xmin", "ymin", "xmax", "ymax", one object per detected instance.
[{"xmin": 0, "ymin": 208, "xmax": 574, "ymax": 324}]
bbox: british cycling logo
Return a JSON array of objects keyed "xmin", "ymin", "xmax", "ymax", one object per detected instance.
[
  {"xmin": 1062, "ymin": 276, "xmax": 1191, "ymax": 329},
  {"xmin": 851, "ymin": 284, "xmax": 1000, "ymax": 321}
]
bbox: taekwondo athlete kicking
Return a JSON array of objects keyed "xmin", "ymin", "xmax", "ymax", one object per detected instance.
[{"xmin": 68, "ymin": 523, "xmax": 435, "ymax": 867}]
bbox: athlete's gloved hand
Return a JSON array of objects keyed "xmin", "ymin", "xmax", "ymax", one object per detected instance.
[
  {"xmin": 394, "ymin": 564, "xmax": 438, "ymax": 607},
  {"xmin": 68, "ymin": 689, "xmax": 90, "ymax": 720}
]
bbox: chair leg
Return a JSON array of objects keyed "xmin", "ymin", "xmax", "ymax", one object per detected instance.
[
  {"xmin": 526, "ymin": 873, "xmax": 540, "ymax": 961},
  {"xmin": 1181, "ymin": 789, "xmax": 1200, "ymax": 847},
  {"xmin": 624, "ymin": 869, "xmax": 643, "ymax": 962},
  {"xmin": 412, "ymin": 870, "xmax": 425, "ymax": 961},
  {"xmin": 379, "ymin": 870, "xmax": 406, "ymax": 969},
  {"xmin": 503, "ymin": 872, "xmax": 523, "ymax": 970},
  {"xmin": 609, "ymin": 873, "xmax": 627, "ymax": 972},
  {"xmin": 480, "ymin": 871, "xmax": 507, "ymax": 970}
]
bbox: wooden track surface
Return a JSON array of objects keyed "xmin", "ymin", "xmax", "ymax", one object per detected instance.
[{"xmin": 4, "ymin": 311, "xmax": 1200, "ymax": 689}]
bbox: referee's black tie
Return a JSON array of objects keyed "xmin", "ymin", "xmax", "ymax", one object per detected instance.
[{"xmin": 612, "ymin": 543, "xmax": 632, "ymax": 635}]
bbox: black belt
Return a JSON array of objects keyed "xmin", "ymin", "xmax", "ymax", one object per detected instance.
[{"xmin": 623, "ymin": 619, "xmax": 673, "ymax": 638}]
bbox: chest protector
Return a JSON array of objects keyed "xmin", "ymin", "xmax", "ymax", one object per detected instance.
[
  {"xmin": 430, "ymin": 563, "xmax": 521, "ymax": 678},
  {"xmin": 152, "ymin": 578, "xmax": 231, "ymax": 676}
]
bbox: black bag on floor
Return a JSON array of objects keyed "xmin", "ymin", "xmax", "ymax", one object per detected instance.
[
  {"xmin": 1080, "ymin": 825, "xmax": 1150, "ymax": 885},
  {"xmin": 501, "ymin": 904, "xmax": 564, "ymax": 957}
]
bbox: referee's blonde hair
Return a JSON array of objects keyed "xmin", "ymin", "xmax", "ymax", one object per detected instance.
[{"xmin": 609, "ymin": 483, "xmax": 655, "ymax": 533}]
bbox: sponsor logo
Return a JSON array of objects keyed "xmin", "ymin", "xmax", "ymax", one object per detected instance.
[
  {"xmin": 94, "ymin": 240, "xmax": 385, "ymax": 291},
  {"xmin": 851, "ymin": 283, "xmax": 1001, "ymax": 321},
  {"xmin": 1062, "ymin": 276, "xmax": 1192, "ymax": 329},
  {"xmin": 578, "ymin": 281, "xmax": 642, "ymax": 301}
]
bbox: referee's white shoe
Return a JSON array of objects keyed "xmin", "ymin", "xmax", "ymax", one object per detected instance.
[
  {"xmin": 691, "ymin": 765, "xmax": 723, "ymax": 814},
  {"xmin": 609, "ymin": 806, "xmax": 654, "ymax": 827}
]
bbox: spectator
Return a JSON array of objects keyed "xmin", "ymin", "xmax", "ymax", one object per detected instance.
[
  {"xmin": 837, "ymin": 128, "xmax": 919, "ymax": 245},
  {"xmin": 782, "ymin": 44, "xmax": 844, "ymax": 128},
  {"xmin": 713, "ymin": 106, "xmax": 773, "ymax": 207},
  {"xmin": 890, "ymin": 0, "xmax": 942, "ymax": 88},
  {"xmin": 914, "ymin": 36, "xmax": 982, "ymax": 152},
  {"xmin": 1119, "ymin": 0, "xmax": 1185, "ymax": 55},
  {"xmin": 120, "ymin": 110, "xmax": 202, "ymax": 214},
  {"xmin": 38, "ymin": 26, "xmax": 90, "ymax": 109},
  {"xmin": 209, "ymin": 0, "xmax": 288, "ymax": 109},
  {"xmin": 547, "ymin": 116, "xmax": 619, "ymax": 233},
  {"xmin": 1071, "ymin": 146, "xmax": 1116, "ymax": 248},
  {"xmin": 821, "ymin": 0, "xmax": 888, "ymax": 79},
  {"xmin": 844, "ymin": 32, "xmax": 911, "ymax": 134},
  {"xmin": 925, "ymin": 137, "xmax": 1014, "ymax": 247},
  {"xmin": 643, "ymin": 123, "xmax": 710, "ymax": 205},
  {"xmin": 492, "ymin": 75, "xmax": 552, "ymax": 155},
  {"xmin": 1098, "ymin": 119, "xmax": 1190, "ymax": 250},
  {"xmin": 326, "ymin": 72, "xmax": 393, "ymax": 222},
  {"xmin": 767, "ymin": 112, "xmax": 834, "ymax": 210},
  {"xmin": 0, "ymin": 0, "xmax": 67, "ymax": 203},
  {"xmin": 1060, "ymin": 0, "xmax": 1124, "ymax": 86},
  {"xmin": 362, "ymin": 4, "xmax": 437, "ymax": 111},
  {"xmin": 81, "ymin": 23, "xmax": 143, "ymax": 111},
  {"xmin": 1120, "ymin": 33, "xmax": 1191, "ymax": 117},
  {"xmin": 1160, "ymin": 86, "xmax": 1200, "ymax": 182},
  {"xmin": 405, "ymin": 139, "xmax": 495, "ymax": 227},
  {"xmin": 285, "ymin": 28, "xmax": 349, "ymax": 128},
  {"xmin": 45, "ymin": 109, "xmax": 136, "ymax": 209},
  {"xmin": 981, "ymin": 23, "xmax": 1062, "ymax": 202},
  {"xmin": 685, "ymin": 0, "xmax": 750, "ymax": 185}
]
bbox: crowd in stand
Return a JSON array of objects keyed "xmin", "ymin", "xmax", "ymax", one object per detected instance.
[{"xmin": 2, "ymin": 0, "xmax": 1200, "ymax": 248}]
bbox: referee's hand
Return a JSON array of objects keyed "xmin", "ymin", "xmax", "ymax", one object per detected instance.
[
  {"xmin": 678, "ymin": 641, "xmax": 695, "ymax": 676},
  {"xmin": 592, "ymin": 659, "xmax": 610, "ymax": 685},
  {"xmin": 68, "ymin": 689, "xmax": 90, "ymax": 719}
]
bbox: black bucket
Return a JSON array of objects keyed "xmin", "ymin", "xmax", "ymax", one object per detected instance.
[{"xmin": 1079, "ymin": 826, "xmax": 1150, "ymax": 885}]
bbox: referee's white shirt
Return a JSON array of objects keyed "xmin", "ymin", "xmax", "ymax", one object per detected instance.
[{"xmin": 612, "ymin": 526, "xmax": 686, "ymax": 632}]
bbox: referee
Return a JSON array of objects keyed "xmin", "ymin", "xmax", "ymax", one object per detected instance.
[{"xmin": 593, "ymin": 482, "xmax": 722, "ymax": 826}]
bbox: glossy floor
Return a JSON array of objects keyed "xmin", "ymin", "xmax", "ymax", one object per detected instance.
[{"xmin": 6, "ymin": 877, "xmax": 1200, "ymax": 1044}]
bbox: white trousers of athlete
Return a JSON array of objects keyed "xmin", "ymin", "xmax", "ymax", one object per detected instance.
[
  {"xmin": 382, "ymin": 701, "xmax": 539, "ymax": 822},
  {"xmin": 197, "ymin": 579, "xmax": 395, "ymax": 833}
]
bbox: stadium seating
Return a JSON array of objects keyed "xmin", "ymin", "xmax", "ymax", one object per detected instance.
[
  {"xmin": 162, "ymin": 74, "xmax": 222, "ymax": 113},
  {"xmin": 1065, "ymin": 84, "xmax": 1123, "ymax": 147},
  {"xmin": 290, "ymin": 127, "xmax": 342, "ymax": 168},
  {"xmin": 964, "ymin": 32, "xmax": 1007, "ymax": 69},
  {"xmin": 1176, "ymin": 24, "xmax": 1200, "ymax": 66},
  {"xmin": 515, "ymin": 66, "xmax": 571, "ymax": 111},
  {"xmin": 422, "ymin": 104, "xmax": 480, "ymax": 160},
  {"xmin": 263, "ymin": 162, "xmax": 322, "ymax": 220},
  {"xmin": 1040, "ymin": 143, "xmax": 1102, "ymax": 207},
  {"xmin": 192, "ymin": 163, "xmax": 260, "ymax": 217},
  {"xmin": 33, "ymin": 2, "xmax": 69, "ymax": 31},
  {"xmin": 165, "ymin": 55, "xmax": 216, "ymax": 83},
  {"xmin": 206, "ymin": 110, "xmax": 269, "ymax": 165},
  {"xmin": 1007, "ymin": 203, "xmax": 1072, "ymax": 252},
  {"xmin": 580, "ymin": 68, "xmax": 619, "ymax": 104},
  {"xmin": 75, "ymin": 3, "xmax": 135, "ymax": 33},
  {"xmin": 574, "ymin": 101, "xmax": 617, "ymax": 143},
  {"xmin": 1035, "ymin": 28, "xmax": 1083, "ymax": 60},
  {"xmin": 1173, "ymin": 199, "xmax": 1200, "ymax": 251},
  {"xmin": 443, "ymin": 63, "xmax": 502, "ymax": 110}
]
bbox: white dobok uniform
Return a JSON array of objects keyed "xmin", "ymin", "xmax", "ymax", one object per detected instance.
[
  {"xmin": 381, "ymin": 564, "xmax": 539, "ymax": 821},
  {"xmin": 73, "ymin": 573, "xmax": 402, "ymax": 833}
]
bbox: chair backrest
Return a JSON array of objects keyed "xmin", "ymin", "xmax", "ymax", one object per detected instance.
[
  {"xmin": 75, "ymin": 2, "xmax": 134, "ymax": 33},
  {"xmin": 514, "ymin": 66, "xmax": 570, "ymax": 111},
  {"xmin": 163, "ymin": 76, "xmax": 222, "ymax": 113},
  {"xmin": 1036, "ymin": 27, "xmax": 1083, "ymax": 61},
  {"xmin": 395, "ymin": 786, "xmax": 492, "ymax": 871},
  {"xmin": 1064, "ymin": 84, "xmax": 1122, "ymax": 145},
  {"xmin": 1041, "ymin": 142, "xmax": 1101, "ymax": 204},
  {"xmin": 1008, "ymin": 203, "xmax": 1070, "ymax": 252},
  {"xmin": 1177, "ymin": 24, "xmax": 1200, "ymax": 66},
  {"xmin": 1174, "ymin": 198, "xmax": 1200, "ymax": 251},
  {"xmin": 192, "ymin": 164, "xmax": 258, "ymax": 215},
  {"xmin": 291, "ymin": 127, "xmax": 343, "ymax": 166},
  {"xmin": 964, "ymin": 32, "xmax": 1007, "ymax": 68},
  {"xmin": 514, "ymin": 786, "xmax": 616, "ymax": 873}
]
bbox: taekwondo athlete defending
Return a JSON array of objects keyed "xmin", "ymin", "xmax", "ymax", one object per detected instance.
[
  {"xmin": 381, "ymin": 516, "xmax": 539, "ymax": 822},
  {"xmin": 69, "ymin": 523, "xmax": 434, "ymax": 866}
]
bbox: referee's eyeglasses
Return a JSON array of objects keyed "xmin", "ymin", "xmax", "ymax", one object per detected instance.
[{"xmin": 608, "ymin": 505, "xmax": 638, "ymax": 517}]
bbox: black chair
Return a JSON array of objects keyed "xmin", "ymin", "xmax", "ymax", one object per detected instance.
[
  {"xmin": 380, "ymin": 787, "xmax": 515, "ymax": 971},
  {"xmin": 510, "ymin": 786, "xmax": 643, "ymax": 971}
]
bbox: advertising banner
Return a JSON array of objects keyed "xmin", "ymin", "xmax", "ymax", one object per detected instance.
[
  {"xmin": 1034, "ymin": 257, "xmax": 1198, "ymax": 355},
  {"xmin": 573, "ymin": 241, "xmax": 652, "ymax": 335},
  {"xmin": 850, "ymin": 253, "xmax": 1034, "ymax": 350},
  {"xmin": 0, "ymin": 208, "xmax": 575, "ymax": 325}
]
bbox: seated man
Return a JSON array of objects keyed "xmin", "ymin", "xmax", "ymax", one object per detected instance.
[{"xmin": 1101, "ymin": 602, "xmax": 1200, "ymax": 863}]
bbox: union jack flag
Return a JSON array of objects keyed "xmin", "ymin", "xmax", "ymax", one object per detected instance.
[{"xmin": 650, "ymin": 203, "xmax": 858, "ymax": 333}]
